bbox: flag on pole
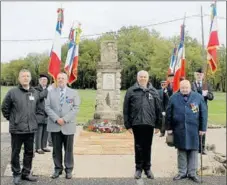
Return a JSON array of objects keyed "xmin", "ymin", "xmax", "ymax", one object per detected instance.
[
  {"xmin": 168, "ymin": 46, "xmax": 177, "ymax": 76},
  {"xmin": 173, "ymin": 22, "xmax": 186, "ymax": 92},
  {"xmin": 48, "ymin": 8, "xmax": 64, "ymax": 82},
  {"xmin": 207, "ymin": 1, "xmax": 219, "ymax": 73},
  {"xmin": 64, "ymin": 24, "xmax": 82, "ymax": 85}
]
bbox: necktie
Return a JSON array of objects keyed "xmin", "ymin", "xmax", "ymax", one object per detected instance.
[
  {"xmin": 198, "ymin": 82, "xmax": 202, "ymax": 88},
  {"xmin": 60, "ymin": 88, "xmax": 64, "ymax": 107}
]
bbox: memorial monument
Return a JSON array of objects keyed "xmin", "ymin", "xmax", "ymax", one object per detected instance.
[{"xmin": 94, "ymin": 40, "xmax": 123, "ymax": 124}]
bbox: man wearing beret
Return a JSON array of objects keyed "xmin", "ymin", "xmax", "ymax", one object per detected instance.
[
  {"xmin": 166, "ymin": 73, "xmax": 174, "ymax": 96},
  {"xmin": 191, "ymin": 68, "xmax": 214, "ymax": 155},
  {"xmin": 35, "ymin": 74, "xmax": 51, "ymax": 154}
]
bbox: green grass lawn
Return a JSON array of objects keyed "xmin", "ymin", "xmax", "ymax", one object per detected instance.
[{"xmin": 1, "ymin": 86, "xmax": 226, "ymax": 126}]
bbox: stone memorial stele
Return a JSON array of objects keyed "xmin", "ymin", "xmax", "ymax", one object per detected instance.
[{"xmin": 94, "ymin": 40, "xmax": 123, "ymax": 124}]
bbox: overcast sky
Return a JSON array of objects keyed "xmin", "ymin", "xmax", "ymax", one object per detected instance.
[{"xmin": 1, "ymin": 1, "xmax": 226, "ymax": 62}]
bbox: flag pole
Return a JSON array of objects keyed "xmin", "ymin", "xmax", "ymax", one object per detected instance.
[{"xmin": 200, "ymin": 5, "xmax": 208, "ymax": 90}]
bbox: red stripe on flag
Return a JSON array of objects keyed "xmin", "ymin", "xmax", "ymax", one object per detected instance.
[
  {"xmin": 207, "ymin": 31, "xmax": 219, "ymax": 47},
  {"xmin": 68, "ymin": 56, "xmax": 79, "ymax": 84},
  {"xmin": 173, "ymin": 68, "xmax": 181, "ymax": 93},
  {"xmin": 48, "ymin": 52, "xmax": 61, "ymax": 81},
  {"xmin": 208, "ymin": 48, "xmax": 217, "ymax": 72},
  {"xmin": 180, "ymin": 59, "xmax": 186, "ymax": 78}
]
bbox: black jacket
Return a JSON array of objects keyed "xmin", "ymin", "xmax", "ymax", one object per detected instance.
[
  {"xmin": 35, "ymin": 84, "xmax": 48, "ymax": 124},
  {"xmin": 1, "ymin": 85, "xmax": 48, "ymax": 134},
  {"xmin": 123, "ymin": 83, "xmax": 162, "ymax": 129},
  {"xmin": 158, "ymin": 88, "xmax": 171, "ymax": 111},
  {"xmin": 191, "ymin": 81, "xmax": 214, "ymax": 105}
]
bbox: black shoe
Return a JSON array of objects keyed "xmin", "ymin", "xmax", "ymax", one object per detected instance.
[
  {"xmin": 13, "ymin": 175, "xmax": 21, "ymax": 185},
  {"xmin": 188, "ymin": 175, "xmax": 200, "ymax": 183},
  {"xmin": 144, "ymin": 170, "xmax": 154, "ymax": 179},
  {"xmin": 51, "ymin": 171, "xmax": 62, "ymax": 179},
  {"xmin": 36, "ymin": 149, "xmax": 45, "ymax": 154},
  {"xmin": 21, "ymin": 174, "xmax": 38, "ymax": 182},
  {"xmin": 66, "ymin": 172, "xmax": 72, "ymax": 179},
  {"xmin": 173, "ymin": 174, "xmax": 187, "ymax": 180},
  {"xmin": 42, "ymin": 148, "xmax": 51, "ymax": 152},
  {"xmin": 134, "ymin": 170, "xmax": 142, "ymax": 179}
]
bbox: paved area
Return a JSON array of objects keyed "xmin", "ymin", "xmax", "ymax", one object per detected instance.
[
  {"xmin": 1, "ymin": 176, "xmax": 226, "ymax": 185},
  {"xmin": 1, "ymin": 122, "xmax": 226, "ymax": 184},
  {"xmin": 75, "ymin": 130, "xmax": 134, "ymax": 155}
]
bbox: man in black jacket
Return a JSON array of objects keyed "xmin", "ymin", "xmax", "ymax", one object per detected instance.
[
  {"xmin": 191, "ymin": 68, "xmax": 214, "ymax": 155},
  {"xmin": 123, "ymin": 70, "xmax": 162, "ymax": 179},
  {"xmin": 35, "ymin": 74, "xmax": 50, "ymax": 154},
  {"xmin": 1, "ymin": 69, "xmax": 48, "ymax": 185},
  {"xmin": 158, "ymin": 80, "xmax": 171, "ymax": 137}
]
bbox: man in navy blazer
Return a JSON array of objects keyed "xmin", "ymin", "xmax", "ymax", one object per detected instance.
[{"xmin": 166, "ymin": 80, "xmax": 207, "ymax": 183}]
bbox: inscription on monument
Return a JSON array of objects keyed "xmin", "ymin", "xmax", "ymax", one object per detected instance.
[{"xmin": 102, "ymin": 73, "xmax": 115, "ymax": 90}]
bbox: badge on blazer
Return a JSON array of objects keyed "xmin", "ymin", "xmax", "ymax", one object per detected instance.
[
  {"xmin": 148, "ymin": 93, "xmax": 153, "ymax": 100},
  {"xmin": 190, "ymin": 103, "xmax": 199, "ymax": 113},
  {"xmin": 65, "ymin": 96, "xmax": 73, "ymax": 103}
]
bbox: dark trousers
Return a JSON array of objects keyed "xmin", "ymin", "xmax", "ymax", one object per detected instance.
[
  {"xmin": 35, "ymin": 124, "xmax": 48, "ymax": 150},
  {"xmin": 11, "ymin": 133, "xmax": 34, "ymax": 177},
  {"xmin": 48, "ymin": 132, "xmax": 52, "ymax": 145},
  {"xmin": 199, "ymin": 134, "xmax": 206, "ymax": 152},
  {"xmin": 132, "ymin": 125, "xmax": 154, "ymax": 171},
  {"xmin": 51, "ymin": 132, "xmax": 74, "ymax": 173},
  {"xmin": 160, "ymin": 115, "xmax": 166, "ymax": 134}
]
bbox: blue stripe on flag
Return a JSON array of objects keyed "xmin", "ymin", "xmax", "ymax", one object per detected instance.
[{"xmin": 56, "ymin": 21, "xmax": 62, "ymax": 34}]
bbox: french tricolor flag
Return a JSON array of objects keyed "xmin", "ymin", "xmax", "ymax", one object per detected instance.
[
  {"xmin": 64, "ymin": 24, "xmax": 82, "ymax": 84},
  {"xmin": 48, "ymin": 8, "xmax": 64, "ymax": 81},
  {"xmin": 173, "ymin": 23, "xmax": 185, "ymax": 93},
  {"xmin": 207, "ymin": 1, "xmax": 219, "ymax": 73},
  {"xmin": 168, "ymin": 46, "xmax": 177, "ymax": 76}
]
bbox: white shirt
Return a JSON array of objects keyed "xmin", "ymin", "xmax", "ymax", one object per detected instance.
[{"xmin": 196, "ymin": 81, "xmax": 202, "ymax": 87}]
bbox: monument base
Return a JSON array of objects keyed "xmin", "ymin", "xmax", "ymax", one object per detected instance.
[{"xmin": 94, "ymin": 111, "xmax": 123, "ymax": 125}]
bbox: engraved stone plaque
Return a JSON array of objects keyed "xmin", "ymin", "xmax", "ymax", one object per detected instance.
[{"xmin": 102, "ymin": 73, "xmax": 115, "ymax": 90}]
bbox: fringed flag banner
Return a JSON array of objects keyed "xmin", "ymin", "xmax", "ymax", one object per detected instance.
[
  {"xmin": 64, "ymin": 23, "xmax": 82, "ymax": 85},
  {"xmin": 207, "ymin": 1, "xmax": 219, "ymax": 73}
]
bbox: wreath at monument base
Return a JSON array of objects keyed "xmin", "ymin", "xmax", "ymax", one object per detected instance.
[{"xmin": 83, "ymin": 119, "xmax": 126, "ymax": 133}]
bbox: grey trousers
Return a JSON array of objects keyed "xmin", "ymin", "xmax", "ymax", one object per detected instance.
[
  {"xmin": 177, "ymin": 149, "xmax": 198, "ymax": 176},
  {"xmin": 51, "ymin": 132, "xmax": 74, "ymax": 173},
  {"xmin": 48, "ymin": 132, "xmax": 52, "ymax": 145},
  {"xmin": 35, "ymin": 124, "xmax": 48, "ymax": 150}
]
